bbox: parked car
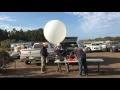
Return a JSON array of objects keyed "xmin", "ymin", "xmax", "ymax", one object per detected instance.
[
  {"xmin": 10, "ymin": 51, "xmax": 20, "ymax": 59},
  {"xmin": 10, "ymin": 45, "xmax": 25, "ymax": 59},
  {"xmin": 106, "ymin": 41, "xmax": 120, "ymax": 52},
  {"xmin": 85, "ymin": 43, "xmax": 102, "ymax": 52}
]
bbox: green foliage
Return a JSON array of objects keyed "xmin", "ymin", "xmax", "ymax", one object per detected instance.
[
  {"xmin": 0, "ymin": 39, "xmax": 17, "ymax": 50},
  {"xmin": 7, "ymin": 28, "xmax": 47, "ymax": 42},
  {"xmin": 0, "ymin": 28, "xmax": 47, "ymax": 49},
  {"xmin": 0, "ymin": 50, "xmax": 11, "ymax": 67},
  {"xmin": 0, "ymin": 29, "xmax": 8, "ymax": 41},
  {"xmin": 81, "ymin": 36, "xmax": 120, "ymax": 43},
  {"xmin": 1, "ymin": 39, "xmax": 11, "ymax": 48},
  {"xmin": 0, "ymin": 50, "xmax": 10, "ymax": 59},
  {"xmin": 1, "ymin": 27, "xmax": 120, "ymax": 50},
  {"xmin": 95, "ymin": 36, "xmax": 120, "ymax": 42},
  {"xmin": 17, "ymin": 40, "xmax": 26, "ymax": 43}
]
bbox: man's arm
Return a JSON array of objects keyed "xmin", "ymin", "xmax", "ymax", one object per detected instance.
[{"xmin": 74, "ymin": 53, "xmax": 78, "ymax": 60}]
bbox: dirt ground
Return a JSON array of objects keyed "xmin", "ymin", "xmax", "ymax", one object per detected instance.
[{"xmin": 1, "ymin": 52, "xmax": 120, "ymax": 78}]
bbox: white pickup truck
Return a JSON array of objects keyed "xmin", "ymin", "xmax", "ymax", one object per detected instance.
[
  {"xmin": 20, "ymin": 42, "xmax": 55, "ymax": 65},
  {"xmin": 85, "ymin": 43, "xmax": 103, "ymax": 52}
]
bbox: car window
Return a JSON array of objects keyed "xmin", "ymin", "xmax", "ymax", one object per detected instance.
[
  {"xmin": 34, "ymin": 44, "xmax": 43, "ymax": 48},
  {"xmin": 111, "ymin": 42, "xmax": 119, "ymax": 44},
  {"xmin": 49, "ymin": 44, "xmax": 55, "ymax": 48},
  {"xmin": 92, "ymin": 43, "xmax": 100, "ymax": 46}
]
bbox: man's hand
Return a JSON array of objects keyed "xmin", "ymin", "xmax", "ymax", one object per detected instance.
[{"xmin": 74, "ymin": 57, "xmax": 78, "ymax": 61}]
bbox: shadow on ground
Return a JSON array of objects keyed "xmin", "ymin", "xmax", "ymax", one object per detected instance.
[{"xmin": 0, "ymin": 68, "xmax": 67, "ymax": 78}]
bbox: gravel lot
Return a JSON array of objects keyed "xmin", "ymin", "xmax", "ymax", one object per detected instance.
[{"xmin": 1, "ymin": 52, "xmax": 120, "ymax": 78}]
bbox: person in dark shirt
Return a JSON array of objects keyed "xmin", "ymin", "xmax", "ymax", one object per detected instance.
[
  {"xmin": 40, "ymin": 43, "xmax": 48, "ymax": 74},
  {"xmin": 74, "ymin": 45, "xmax": 88, "ymax": 77},
  {"xmin": 59, "ymin": 49, "xmax": 67, "ymax": 61}
]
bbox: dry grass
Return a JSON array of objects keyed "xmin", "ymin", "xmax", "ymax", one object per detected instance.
[{"xmin": 1, "ymin": 52, "xmax": 120, "ymax": 78}]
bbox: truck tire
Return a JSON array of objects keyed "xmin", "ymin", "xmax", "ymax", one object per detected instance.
[
  {"xmin": 17, "ymin": 56, "xmax": 20, "ymax": 59},
  {"xmin": 25, "ymin": 60, "xmax": 31, "ymax": 65},
  {"xmin": 110, "ymin": 48, "xmax": 114, "ymax": 52},
  {"xmin": 102, "ymin": 48, "xmax": 107, "ymax": 52},
  {"xmin": 115, "ymin": 49, "xmax": 118, "ymax": 52},
  {"xmin": 86, "ymin": 47, "xmax": 91, "ymax": 52},
  {"xmin": 102, "ymin": 49, "xmax": 105, "ymax": 52}
]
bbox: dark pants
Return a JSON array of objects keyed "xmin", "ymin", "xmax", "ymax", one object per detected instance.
[{"xmin": 78, "ymin": 56, "xmax": 88, "ymax": 76}]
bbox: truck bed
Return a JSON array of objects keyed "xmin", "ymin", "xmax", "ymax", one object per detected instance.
[{"xmin": 20, "ymin": 49, "xmax": 41, "ymax": 60}]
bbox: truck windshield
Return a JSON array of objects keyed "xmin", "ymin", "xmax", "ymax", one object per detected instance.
[
  {"xmin": 34, "ymin": 44, "xmax": 43, "ymax": 48},
  {"xmin": 92, "ymin": 44, "xmax": 100, "ymax": 46},
  {"xmin": 77, "ymin": 41, "xmax": 84, "ymax": 48}
]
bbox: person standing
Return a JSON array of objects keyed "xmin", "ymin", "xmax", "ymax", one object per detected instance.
[
  {"xmin": 54, "ymin": 44, "xmax": 62, "ymax": 56},
  {"xmin": 40, "ymin": 43, "xmax": 48, "ymax": 74},
  {"xmin": 60, "ymin": 49, "xmax": 67, "ymax": 61},
  {"xmin": 54, "ymin": 44, "xmax": 67, "ymax": 61},
  {"xmin": 74, "ymin": 45, "xmax": 88, "ymax": 77}
]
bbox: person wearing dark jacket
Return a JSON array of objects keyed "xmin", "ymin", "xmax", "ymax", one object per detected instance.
[{"xmin": 40, "ymin": 43, "xmax": 48, "ymax": 74}]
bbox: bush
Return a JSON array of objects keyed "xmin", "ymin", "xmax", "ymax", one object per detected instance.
[{"xmin": 0, "ymin": 50, "xmax": 11, "ymax": 67}]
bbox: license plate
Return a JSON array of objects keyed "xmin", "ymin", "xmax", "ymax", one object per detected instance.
[
  {"xmin": 94, "ymin": 48, "xmax": 98, "ymax": 49},
  {"xmin": 29, "ymin": 57, "xmax": 34, "ymax": 59}
]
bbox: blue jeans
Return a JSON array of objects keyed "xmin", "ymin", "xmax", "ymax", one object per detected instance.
[{"xmin": 78, "ymin": 57, "xmax": 88, "ymax": 75}]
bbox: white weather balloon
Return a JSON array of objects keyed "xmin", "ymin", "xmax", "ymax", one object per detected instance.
[{"xmin": 44, "ymin": 20, "xmax": 66, "ymax": 45}]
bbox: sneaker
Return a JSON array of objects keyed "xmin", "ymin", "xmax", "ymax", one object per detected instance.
[
  {"xmin": 41, "ymin": 71, "xmax": 45, "ymax": 74},
  {"xmin": 77, "ymin": 74, "xmax": 82, "ymax": 77},
  {"xmin": 85, "ymin": 74, "xmax": 88, "ymax": 78},
  {"xmin": 79, "ymin": 74, "xmax": 82, "ymax": 77}
]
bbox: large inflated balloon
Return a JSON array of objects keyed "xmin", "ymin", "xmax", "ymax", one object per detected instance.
[{"xmin": 44, "ymin": 20, "xmax": 66, "ymax": 45}]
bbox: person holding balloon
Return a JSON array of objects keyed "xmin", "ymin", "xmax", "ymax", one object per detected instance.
[
  {"xmin": 43, "ymin": 20, "xmax": 67, "ymax": 72},
  {"xmin": 54, "ymin": 44, "xmax": 62, "ymax": 57}
]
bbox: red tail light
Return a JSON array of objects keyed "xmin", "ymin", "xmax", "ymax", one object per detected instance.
[{"xmin": 20, "ymin": 51, "xmax": 22, "ymax": 55}]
